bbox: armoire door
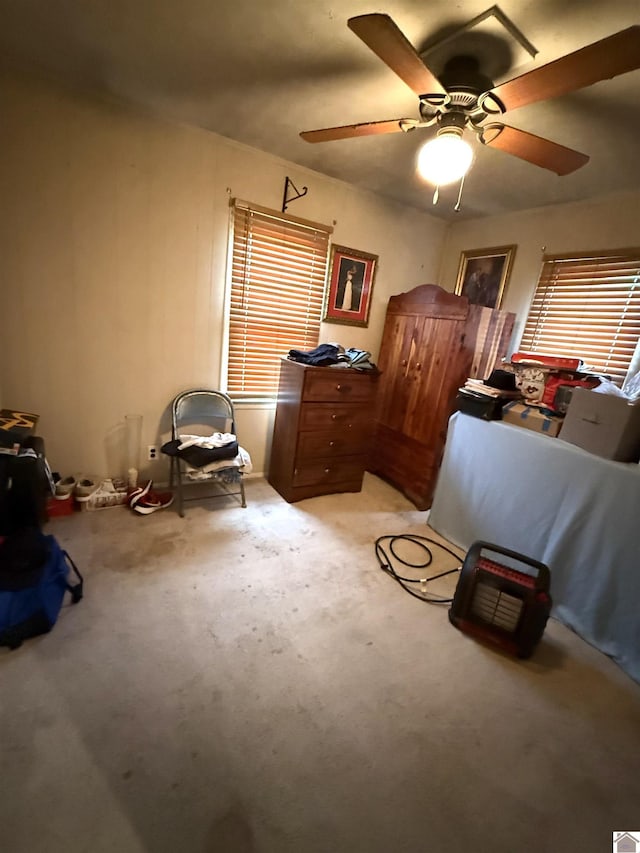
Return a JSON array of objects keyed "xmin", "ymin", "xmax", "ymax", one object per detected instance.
[{"xmin": 375, "ymin": 311, "xmax": 423, "ymax": 436}]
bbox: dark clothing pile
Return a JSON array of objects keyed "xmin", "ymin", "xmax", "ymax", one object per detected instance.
[
  {"xmin": 288, "ymin": 343, "xmax": 342, "ymax": 366},
  {"xmin": 161, "ymin": 438, "xmax": 239, "ymax": 468},
  {"xmin": 288, "ymin": 344, "xmax": 377, "ymax": 370}
]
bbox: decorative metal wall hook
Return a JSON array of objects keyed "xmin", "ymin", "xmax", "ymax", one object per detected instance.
[{"xmin": 282, "ymin": 176, "xmax": 308, "ymax": 212}]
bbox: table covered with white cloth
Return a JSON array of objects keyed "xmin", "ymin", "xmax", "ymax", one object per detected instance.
[{"xmin": 429, "ymin": 411, "xmax": 640, "ymax": 683}]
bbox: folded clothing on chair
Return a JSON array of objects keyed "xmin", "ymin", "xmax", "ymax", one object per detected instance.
[
  {"xmin": 185, "ymin": 446, "xmax": 252, "ymax": 479},
  {"xmin": 161, "ymin": 436, "xmax": 239, "ymax": 468}
]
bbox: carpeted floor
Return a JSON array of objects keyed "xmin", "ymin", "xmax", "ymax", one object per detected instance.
[{"xmin": 1, "ymin": 473, "xmax": 639, "ymax": 853}]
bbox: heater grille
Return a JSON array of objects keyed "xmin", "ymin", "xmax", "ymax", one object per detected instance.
[
  {"xmin": 470, "ymin": 581, "xmax": 523, "ymax": 632},
  {"xmin": 449, "ymin": 541, "xmax": 552, "ymax": 658}
]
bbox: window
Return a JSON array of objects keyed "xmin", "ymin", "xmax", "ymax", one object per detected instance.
[
  {"xmin": 520, "ymin": 249, "xmax": 640, "ymax": 386},
  {"xmin": 226, "ymin": 200, "xmax": 332, "ymax": 400}
]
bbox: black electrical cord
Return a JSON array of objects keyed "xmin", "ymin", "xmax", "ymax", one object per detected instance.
[{"xmin": 374, "ymin": 534, "xmax": 465, "ymax": 604}]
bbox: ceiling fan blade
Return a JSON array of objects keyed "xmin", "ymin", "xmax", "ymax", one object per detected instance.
[
  {"xmin": 347, "ymin": 13, "xmax": 446, "ymax": 97},
  {"xmin": 484, "ymin": 125, "xmax": 589, "ymax": 175},
  {"xmin": 488, "ymin": 26, "xmax": 640, "ymax": 113},
  {"xmin": 300, "ymin": 119, "xmax": 411, "ymax": 143}
]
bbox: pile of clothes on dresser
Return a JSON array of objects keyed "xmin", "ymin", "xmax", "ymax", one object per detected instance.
[{"xmin": 287, "ymin": 343, "xmax": 376, "ymax": 370}]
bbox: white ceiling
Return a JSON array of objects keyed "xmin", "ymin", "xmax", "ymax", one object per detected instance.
[{"xmin": 1, "ymin": 0, "xmax": 640, "ymax": 221}]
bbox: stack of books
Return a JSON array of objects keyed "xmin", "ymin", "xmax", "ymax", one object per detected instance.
[{"xmin": 459, "ymin": 378, "xmax": 522, "ymax": 400}]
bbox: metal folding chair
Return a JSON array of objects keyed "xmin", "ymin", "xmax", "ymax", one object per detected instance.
[{"xmin": 168, "ymin": 389, "xmax": 247, "ymax": 517}]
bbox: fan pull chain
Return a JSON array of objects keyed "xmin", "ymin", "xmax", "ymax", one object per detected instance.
[
  {"xmin": 432, "ymin": 185, "xmax": 439, "ymax": 205},
  {"xmin": 454, "ymin": 174, "xmax": 466, "ymax": 212}
]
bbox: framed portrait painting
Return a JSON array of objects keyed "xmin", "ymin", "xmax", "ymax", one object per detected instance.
[
  {"xmin": 323, "ymin": 244, "xmax": 378, "ymax": 327},
  {"xmin": 455, "ymin": 245, "xmax": 516, "ymax": 309}
]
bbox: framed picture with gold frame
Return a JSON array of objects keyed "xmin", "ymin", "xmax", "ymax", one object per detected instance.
[
  {"xmin": 323, "ymin": 244, "xmax": 378, "ymax": 327},
  {"xmin": 455, "ymin": 245, "xmax": 516, "ymax": 309}
]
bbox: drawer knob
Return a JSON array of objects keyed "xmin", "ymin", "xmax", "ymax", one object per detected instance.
[
  {"xmin": 416, "ymin": 362, "xmax": 421, "ymax": 369},
  {"xmin": 336, "ymin": 384, "xmax": 342, "ymax": 391},
  {"xmin": 329, "ymin": 440, "xmax": 335, "ymax": 446},
  {"xmin": 331, "ymin": 413, "xmax": 337, "ymax": 420},
  {"xmin": 324, "ymin": 468, "xmax": 330, "ymax": 474},
  {"xmin": 401, "ymin": 359, "xmax": 407, "ymax": 366}
]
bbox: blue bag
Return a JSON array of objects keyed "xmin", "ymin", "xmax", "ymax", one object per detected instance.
[{"xmin": 0, "ymin": 530, "xmax": 83, "ymax": 649}]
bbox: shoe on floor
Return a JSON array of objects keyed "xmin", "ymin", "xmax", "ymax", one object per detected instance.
[
  {"xmin": 128, "ymin": 479, "xmax": 152, "ymax": 509},
  {"xmin": 54, "ymin": 475, "xmax": 77, "ymax": 500},
  {"xmin": 74, "ymin": 478, "xmax": 99, "ymax": 502},
  {"xmin": 133, "ymin": 488, "xmax": 174, "ymax": 515},
  {"xmin": 86, "ymin": 479, "xmax": 128, "ymax": 509}
]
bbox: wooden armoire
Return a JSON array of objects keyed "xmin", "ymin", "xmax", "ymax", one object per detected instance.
[{"xmin": 368, "ymin": 284, "xmax": 515, "ymax": 510}]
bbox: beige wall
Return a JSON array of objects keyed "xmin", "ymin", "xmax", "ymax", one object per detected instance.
[
  {"xmin": 439, "ymin": 190, "xmax": 640, "ymax": 348},
  {"xmin": 0, "ymin": 68, "xmax": 447, "ymax": 479},
  {"xmin": 7, "ymin": 67, "xmax": 635, "ymax": 483}
]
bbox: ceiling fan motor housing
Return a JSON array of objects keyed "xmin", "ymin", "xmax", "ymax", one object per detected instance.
[
  {"xmin": 419, "ymin": 86, "xmax": 494, "ymax": 130},
  {"xmin": 418, "ymin": 54, "xmax": 499, "ymax": 124},
  {"xmin": 440, "ymin": 54, "xmax": 494, "ymax": 92}
]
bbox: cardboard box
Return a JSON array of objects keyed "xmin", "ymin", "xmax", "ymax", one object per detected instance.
[
  {"xmin": 502, "ymin": 402, "xmax": 563, "ymax": 436},
  {"xmin": 559, "ymin": 388, "xmax": 640, "ymax": 462}
]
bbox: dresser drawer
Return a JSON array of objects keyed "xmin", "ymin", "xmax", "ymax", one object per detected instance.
[
  {"xmin": 293, "ymin": 455, "xmax": 366, "ymax": 488},
  {"xmin": 297, "ymin": 427, "xmax": 372, "ymax": 459},
  {"xmin": 302, "ymin": 370, "xmax": 378, "ymax": 403},
  {"xmin": 299, "ymin": 403, "xmax": 372, "ymax": 431}
]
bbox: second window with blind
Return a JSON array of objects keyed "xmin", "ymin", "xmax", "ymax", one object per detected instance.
[
  {"xmin": 226, "ymin": 200, "xmax": 332, "ymax": 401},
  {"xmin": 520, "ymin": 249, "xmax": 640, "ymax": 386}
]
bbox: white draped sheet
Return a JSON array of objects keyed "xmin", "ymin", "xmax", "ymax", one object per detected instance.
[{"xmin": 430, "ymin": 412, "xmax": 640, "ymax": 683}]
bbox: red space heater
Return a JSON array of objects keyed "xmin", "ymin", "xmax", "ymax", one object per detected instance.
[{"xmin": 449, "ymin": 541, "xmax": 552, "ymax": 659}]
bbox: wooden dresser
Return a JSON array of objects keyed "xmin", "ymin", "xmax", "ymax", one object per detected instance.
[{"xmin": 268, "ymin": 357, "xmax": 380, "ymax": 503}]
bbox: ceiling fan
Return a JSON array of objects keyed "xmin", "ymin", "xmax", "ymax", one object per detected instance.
[{"xmin": 300, "ymin": 14, "xmax": 640, "ymax": 182}]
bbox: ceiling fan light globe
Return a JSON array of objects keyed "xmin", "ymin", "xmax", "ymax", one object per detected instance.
[{"xmin": 417, "ymin": 135, "xmax": 473, "ymax": 185}]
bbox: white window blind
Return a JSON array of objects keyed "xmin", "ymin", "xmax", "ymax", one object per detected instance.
[
  {"xmin": 520, "ymin": 250, "xmax": 640, "ymax": 386},
  {"xmin": 227, "ymin": 200, "xmax": 332, "ymax": 400}
]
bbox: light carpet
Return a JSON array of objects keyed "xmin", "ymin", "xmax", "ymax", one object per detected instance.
[{"xmin": 1, "ymin": 474, "xmax": 639, "ymax": 853}]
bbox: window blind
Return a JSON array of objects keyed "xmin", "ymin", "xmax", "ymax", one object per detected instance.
[
  {"xmin": 519, "ymin": 250, "xmax": 640, "ymax": 386},
  {"xmin": 227, "ymin": 200, "xmax": 332, "ymax": 399}
]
